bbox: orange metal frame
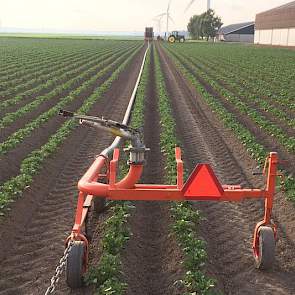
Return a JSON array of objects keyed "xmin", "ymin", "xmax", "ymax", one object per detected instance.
[{"xmin": 68, "ymin": 147, "xmax": 279, "ymax": 271}]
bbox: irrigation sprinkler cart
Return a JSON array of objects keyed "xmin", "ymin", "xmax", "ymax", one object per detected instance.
[{"xmin": 60, "ymin": 110, "xmax": 279, "ymax": 288}]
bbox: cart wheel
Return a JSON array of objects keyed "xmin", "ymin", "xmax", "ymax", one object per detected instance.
[
  {"xmin": 93, "ymin": 197, "xmax": 106, "ymax": 214},
  {"xmin": 254, "ymin": 226, "xmax": 275, "ymax": 269},
  {"xmin": 66, "ymin": 241, "xmax": 85, "ymax": 289}
]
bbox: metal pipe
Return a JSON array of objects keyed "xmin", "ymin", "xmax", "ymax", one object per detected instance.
[
  {"xmin": 78, "ymin": 43, "xmax": 150, "ymax": 196},
  {"xmin": 80, "ymin": 119, "xmax": 134, "ymax": 140},
  {"xmin": 115, "ymin": 165, "xmax": 143, "ymax": 188},
  {"xmin": 101, "ymin": 42, "xmax": 150, "ymax": 157},
  {"xmin": 78, "ymin": 155, "xmax": 143, "ymax": 195}
]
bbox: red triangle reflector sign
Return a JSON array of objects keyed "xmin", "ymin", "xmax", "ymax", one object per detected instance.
[{"xmin": 182, "ymin": 164, "xmax": 224, "ymax": 200}]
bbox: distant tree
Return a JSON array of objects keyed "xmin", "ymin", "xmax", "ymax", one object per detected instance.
[
  {"xmin": 202, "ymin": 9, "xmax": 223, "ymax": 40},
  {"xmin": 187, "ymin": 9, "xmax": 222, "ymax": 41},
  {"xmin": 187, "ymin": 15, "xmax": 203, "ymax": 39}
]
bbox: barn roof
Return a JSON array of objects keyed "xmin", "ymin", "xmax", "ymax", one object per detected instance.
[{"xmin": 218, "ymin": 22, "xmax": 254, "ymax": 35}]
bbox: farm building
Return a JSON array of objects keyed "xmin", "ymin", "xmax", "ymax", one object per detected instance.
[
  {"xmin": 255, "ymin": 1, "xmax": 295, "ymax": 46},
  {"xmin": 217, "ymin": 22, "xmax": 254, "ymax": 43}
]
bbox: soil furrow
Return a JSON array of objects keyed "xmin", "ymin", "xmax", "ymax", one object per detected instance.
[
  {"xmin": 0, "ymin": 46, "xmax": 131, "ymax": 137},
  {"xmin": 187, "ymin": 56, "xmax": 295, "ymax": 138},
  {"xmin": 169, "ymin": 49, "xmax": 295, "ymax": 177},
  {"xmin": 122, "ymin": 45, "xmax": 182, "ymax": 295},
  {"xmin": 0, "ymin": 46, "xmax": 145, "ymax": 295},
  {"xmin": 0, "ymin": 47, "xmax": 124, "ymax": 116},
  {"xmin": 158, "ymin": 43, "xmax": 295, "ymax": 295},
  {"xmin": 0, "ymin": 48, "xmax": 137, "ymax": 185},
  {"xmin": 189, "ymin": 55, "xmax": 295, "ymax": 118}
]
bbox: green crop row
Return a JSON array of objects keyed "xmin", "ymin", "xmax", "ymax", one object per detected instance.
[
  {"xmin": 184, "ymin": 44, "xmax": 294, "ymax": 98},
  {"xmin": 0, "ymin": 44, "xmax": 134, "ymax": 127},
  {"xmin": 154, "ymin": 45, "xmax": 216, "ymax": 294},
  {"xmin": 165, "ymin": 46, "xmax": 295, "ymax": 154},
  {"xmin": 0, "ymin": 50, "xmax": 97, "ymax": 100},
  {"xmin": 0, "ymin": 49, "xmax": 62, "ymax": 78},
  {"xmin": 162, "ymin": 45, "xmax": 295, "ymax": 201},
  {"xmin": 168, "ymin": 44, "xmax": 294, "ymax": 107},
  {"xmin": 85, "ymin": 203, "xmax": 133, "ymax": 295},
  {"xmin": 0, "ymin": 49, "xmax": 80, "ymax": 84},
  {"xmin": 194, "ymin": 55, "xmax": 295, "ymax": 109},
  {"xmin": 0, "ymin": 47, "xmax": 138, "ymax": 158},
  {"xmin": 213, "ymin": 51, "xmax": 295, "ymax": 99},
  {"xmin": 184, "ymin": 54, "xmax": 295, "ymax": 123},
  {"xmin": 0, "ymin": 44, "xmax": 143, "ymax": 214},
  {"xmin": 0, "ymin": 47, "xmax": 115, "ymax": 110},
  {"xmin": 0, "ymin": 41, "xmax": 64, "ymax": 68},
  {"xmin": 0, "ymin": 50, "xmax": 86, "ymax": 95},
  {"xmin": 86, "ymin": 46, "xmax": 150, "ymax": 294},
  {"xmin": 0, "ymin": 42, "xmax": 132, "ymax": 102},
  {"xmin": 0, "ymin": 40, "xmax": 129, "ymax": 83}
]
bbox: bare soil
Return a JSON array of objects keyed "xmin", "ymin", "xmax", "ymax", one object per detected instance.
[
  {"xmin": 157, "ymin": 43, "xmax": 295, "ymax": 295},
  {"xmin": 0, "ymin": 50, "xmax": 132, "ymax": 185},
  {"xmin": 188, "ymin": 57, "xmax": 295, "ymax": 138},
  {"xmin": 1, "ymin": 40, "xmax": 295, "ymax": 295},
  {"xmin": 172, "ymin": 50, "xmax": 295, "ymax": 177},
  {"xmin": 122, "ymin": 46, "xmax": 184, "ymax": 295},
  {"xmin": 0, "ymin": 46, "xmax": 145, "ymax": 295}
]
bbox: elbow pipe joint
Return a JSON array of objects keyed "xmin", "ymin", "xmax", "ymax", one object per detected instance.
[{"xmin": 78, "ymin": 155, "xmax": 143, "ymax": 197}]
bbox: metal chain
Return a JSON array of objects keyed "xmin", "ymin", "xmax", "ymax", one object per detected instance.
[{"xmin": 44, "ymin": 240, "xmax": 74, "ymax": 295}]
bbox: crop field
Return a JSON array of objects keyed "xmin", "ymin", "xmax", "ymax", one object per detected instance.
[{"xmin": 0, "ymin": 38, "xmax": 295, "ymax": 295}]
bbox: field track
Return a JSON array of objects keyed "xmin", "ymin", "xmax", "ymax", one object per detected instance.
[{"xmin": 0, "ymin": 39, "xmax": 295, "ymax": 295}]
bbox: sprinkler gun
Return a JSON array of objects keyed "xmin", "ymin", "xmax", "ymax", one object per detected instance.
[{"xmin": 59, "ymin": 109, "xmax": 149, "ymax": 164}]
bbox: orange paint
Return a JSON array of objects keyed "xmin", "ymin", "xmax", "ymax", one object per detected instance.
[{"xmin": 69, "ymin": 148, "xmax": 279, "ymax": 272}]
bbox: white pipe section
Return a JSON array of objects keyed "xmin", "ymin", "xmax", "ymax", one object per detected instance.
[{"xmin": 101, "ymin": 42, "xmax": 150, "ymax": 157}]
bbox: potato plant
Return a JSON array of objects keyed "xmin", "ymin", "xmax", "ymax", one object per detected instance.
[
  {"xmin": 0, "ymin": 44, "xmax": 142, "ymax": 213},
  {"xmin": 85, "ymin": 45, "xmax": 150, "ymax": 294},
  {"xmin": 163, "ymin": 44, "xmax": 295, "ymax": 201},
  {"xmin": 154, "ymin": 45, "xmax": 216, "ymax": 294}
]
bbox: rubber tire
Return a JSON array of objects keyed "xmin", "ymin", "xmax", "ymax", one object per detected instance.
[
  {"xmin": 255, "ymin": 226, "xmax": 275, "ymax": 269},
  {"xmin": 168, "ymin": 36, "xmax": 175, "ymax": 43},
  {"xmin": 180, "ymin": 37, "xmax": 185, "ymax": 42},
  {"xmin": 66, "ymin": 241, "xmax": 85, "ymax": 289},
  {"xmin": 93, "ymin": 197, "xmax": 106, "ymax": 214}
]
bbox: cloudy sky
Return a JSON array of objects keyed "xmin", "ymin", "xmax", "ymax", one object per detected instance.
[{"xmin": 0, "ymin": 0, "xmax": 291, "ymax": 33}]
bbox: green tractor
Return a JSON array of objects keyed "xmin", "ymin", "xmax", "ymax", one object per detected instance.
[{"xmin": 168, "ymin": 31, "xmax": 185, "ymax": 43}]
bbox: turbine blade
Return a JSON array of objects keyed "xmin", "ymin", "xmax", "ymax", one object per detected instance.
[
  {"xmin": 184, "ymin": 0, "xmax": 196, "ymax": 13},
  {"xmin": 167, "ymin": 0, "xmax": 172, "ymax": 12},
  {"xmin": 155, "ymin": 12, "xmax": 166, "ymax": 18},
  {"xmin": 168, "ymin": 14, "xmax": 175, "ymax": 24}
]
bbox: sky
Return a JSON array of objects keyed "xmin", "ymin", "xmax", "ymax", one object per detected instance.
[{"xmin": 0, "ymin": 0, "xmax": 291, "ymax": 34}]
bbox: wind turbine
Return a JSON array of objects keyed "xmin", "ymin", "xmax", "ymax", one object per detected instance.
[
  {"xmin": 157, "ymin": 1, "xmax": 175, "ymax": 40},
  {"xmin": 155, "ymin": 0, "xmax": 175, "ymax": 40},
  {"xmin": 184, "ymin": 0, "xmax": 211, "ymax": 13},
  {"xmin": 166, "ymin": 0, "xmax": 173, "ymax": 40},
  {"xmin": 153, "ymin": 13, "xmax": 166, "ymax": 36}
]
